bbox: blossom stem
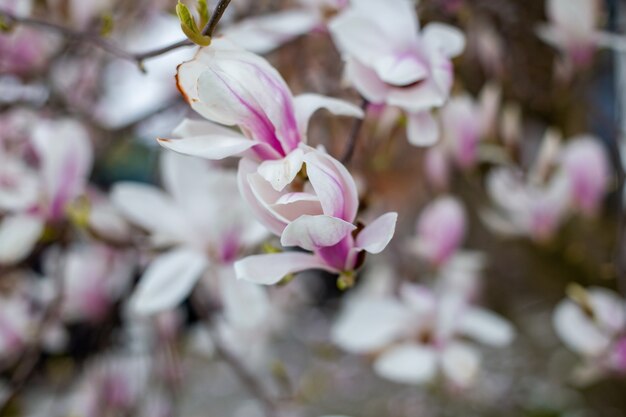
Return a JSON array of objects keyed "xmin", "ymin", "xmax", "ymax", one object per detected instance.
[{"xmin": 340, "ymin": 98, "xmax": 369, "ymax": 164}]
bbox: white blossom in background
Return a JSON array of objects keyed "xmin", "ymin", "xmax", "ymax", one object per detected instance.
[
  {"xmin": 553, "ymin": 286, "xmax": 626, "ymax": 384},
  {"xmin": 112, "ymin": 151, "xmax": 267, "ymax": 315},
  {"xmin": 329, "ymin": 0, "xmax": 465, "ymax": 146},
  {"xmin": 332, "ymin": 283, "xmax": 514, "ymax": 387},
  {"xmin": 0, "ymin": 118, "xmax": 93, "ymax": 265}
]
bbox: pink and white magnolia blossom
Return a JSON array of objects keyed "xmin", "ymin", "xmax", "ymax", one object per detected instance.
[
  {"xmin": 158, "ymin": 38, "xmax": 363, "ymax": 166},
  {"xmin": 483, "ymin": 167, "xmax": 569, "ymax": 242},
  {"xmin": 537, "ymin": 0, "xmax": 601, "ymax": 67},
  {"xmin": 409, "ymin": 196, "xmax": 467, "ymax": 267},
  {"xmin": 329, "ymin": 0, "xmax": 465, "ymax": 146},
  {"xmin": 553, "ymin": 286, "xmax": 626, "ymax": 383},
  {"xmin": 560, "ymin": 136, "xmax": 610, "ymax": 217},
  {"xmin": 332, "ymin": 283, "xmax": 514, "ymax": 387},
  {"xmin": 112, "ymin": 151, "xmax": 267, "ymax": 315},
  {"xmin": 234, "ymin": 148, "xmax": 397, "ymax": 285},
  {"xmin": 44, "ymin": 243, "xmax": 135, "ymax": 323},
  {"xmin": 0, "ymin": 118, "xmax": 93, "ymax": 265}
]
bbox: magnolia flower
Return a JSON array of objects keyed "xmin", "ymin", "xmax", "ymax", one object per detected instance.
[
  {"xmin": 553, "ymin": 286, "xmax": 626, "ymax": 382},
  {"xmin": 158, "ymin": 38, "xmax": 363, "ymax": 164},
  {"xmin": 332, "ymin": 283, "xmax": 514, "ymax": 387},
  {"xmin": 537, "ymin": 0, "xmax": 600, "ymax": 67},
  {"xmin": 112, "ymin": 151, "xmax": 267, "ymax": 315},
  {"xmin": 560, "ymin": 136, "xmax": 609, "ymax": 217},
  {"xmin": 329, "ymin": 0, "xmax": 465, "ymax": 146},
  {"xmin": 409, "ymin": 196, "xmax": 466, "ymax": 267},
  {"xmin": 482, "ymin": 167, "xmax": 569, "ymax": 242},
  {"xmin": 0, "ymin": 118, "xmax": 93, "ymax": 265},
  {"xmin": 235, "ymin": 147, "xmax": 397, "ymax": 285},
  {"xmin": 45, "ymin": 243, "xmax": 135, "ymax": 323}
]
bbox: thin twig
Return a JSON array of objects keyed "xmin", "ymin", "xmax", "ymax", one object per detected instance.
[
  {"xmin": 191, "ymin": 291, "xmax": 278, "ymax": 417},
  {"xmin": 0, "ymin": 0, "xmax": 232, "ymax": 72},
  {"xmin": 340, "ymin": 98, "xmax": 369, "ymax": 164}
]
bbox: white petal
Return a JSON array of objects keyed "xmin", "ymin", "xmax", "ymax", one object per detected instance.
[
  {"xmin": 0, "ymin": 215, "xmax": 43, "ymax": 264},
  {"xmin": 459, "ymin": 308, "xmax": 515, "ymax": 347},
  {"xmin": 332, "ymin": 297, "xmax": 412, "ymax": 353},
  {"xmin": 373, "ymin": 343, "xmax": 438, "ymax": 385},
  {"xmin": 355, "ymin": 212, "xmax": 397, "ymax": 254},
  {"xmin": 281, "ymin": 215, "xmax": 356, "ymax": 251},
  {"xmin": 157, "ymin": 135, "xmax": 255, "ymax": 160},
  {"xmin": 294, "ymin": 94, "xmax": 364, "ymax": 140},
  {"xmin": 234, "ymin": 252, "xmax": 333, "ymax": 285},
  {"xmin": 553, "ymin": 293, "xmax": 614, "ymax": 356},
  {"xmin": 407, "ymin": 111, "xmax": 440, "ymax": 146},
  {"xmin": 440, "ymin": 342, "xmax": 480, "ymax": 387},
  {"xmin": 224, "ymin": 10, "xmax": 320, "ymax": 54},
  {"xmin": 111, "ymin": 182, "xmax": 188, "ymax": 242},
  {"xmin": 218, "ymin": 266, "xmax": 270, "ymax": 328},
  {"xmin": 130, "ymin": 249, "xmax": 208, "ymax": 315},
  {"xmin": 374, "ymin": 55, "xmax": 428, "ymax": 86},
  {"xmin": 171, "ymin": 118, "xmax": 239, "ymax": 137},
  {"xmin": 257, "ymin": 148, "xmax": 305, "ymax": 192},
  {"xmin": 422, "ymin": 23, "xmax": 466, "ymax": 58}
]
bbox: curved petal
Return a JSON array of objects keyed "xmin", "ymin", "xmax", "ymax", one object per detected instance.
[
  {"xmin": 440, "ymin": 342, "xmax": 480, "ymax": 387},
  {"xmin": 303, "ymin": 150, "xmax": 359, "ymax": 222},
  {"xmin": 407, "ymin": 111, "xmax": 439, "ymax": 146},
  {"xmin": 355, "ymin": 212, "xmax": 398, "ymax": 254},
  {"xmin": 332, "ymin": 297, "xmax": 412, "ymax": 353},
  {"xmin": 422, "ymin": 23, "xmax": 466, "ymax": 58},
  {"xmin": 373, "ymin": 343, "xmax": 438, "ymax": 385},
  {"xmin": 280, "ymin": 214, "xmax": 356, "ymax": 251},
  {"xmin": 459, "ymin": 307, "xmax": 515, "ymax": 347},
  {"xmin": 294, "ymin": 94, "xmax": 364, "ymax": 140},
  {"xmin": 157, "ymin": 135, "xmax": 255, "ymax": 160},
  {"xmin": 130, "ymin": 248, "xmax": 208, "ymax": 315},
  {"xmin": 257, "ymin": 148, "xmax": 305, "ymax": 192},
  {"xmin": 110, "ymin": 182, "xmax": 189, "ymax": 243},
  {"xmin": 0, "ymin": 215, "xmax": 44, "ymax": 264},
  {"xmin": 234, "ymin": 252, "xmax": 334, "ymax": 285}
]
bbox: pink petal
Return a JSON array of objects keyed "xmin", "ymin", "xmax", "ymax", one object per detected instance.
[{"xmin": 280, "ymin": 214, "xmax": 356, "ymax": 251}]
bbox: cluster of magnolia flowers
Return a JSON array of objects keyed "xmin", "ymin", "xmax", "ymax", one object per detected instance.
[{"xmin": 0, "ymin": 0, "xmax": 624, "ymax": 415}]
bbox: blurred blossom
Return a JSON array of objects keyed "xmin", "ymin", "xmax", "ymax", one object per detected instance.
[
  {"xmin": 0, "ymin": 118, "xmax": 93, "ymax": 265},
  {"xmin": 560, "ymin": 136, "xmax": 610, "ymax": 217},
  {"xmin": 483, "ymin": 167, "xmax": 569, "ymax": 242},
  {"xmin": 553, "ymin": 286, "xmax": 626, "ymax": 383},
  {"xmin": 332, "ymin": 283, "xmax": 514, "ymax": 387},
  {"xmin": 96, "ymin": 13, "xmax": 194, "ymax": 129},
  {"xmin": 434, "ymin": 84, "xmax": 501, "ymax": 173},
  {"xmin": 47, "ymin": 0, "xmax": 114, "ymax": 30},
  {"xmin": 424, "ymin": 146, "xmax": 450, "ymax": 190},
  {"xmin": 329, "ymin": 0, "xmax": 465, "ymax": 146},
  {"xmin": 538, "ymin": 0, "xmax": 600, "ymax": 67},
  {"xmin": 409, "ymin": 196, "xmax": 466, "ymax": 268},
  {"xmin": 225, "ymin": 0, "xmax": 349, "ymax": 54},
  {"xmin": 112, "ymin": 151, "xmax": 267, "ymax": 315},
  {"xmin": 45, "ymin": 243, "xmax": 135, "ymax": 323}
]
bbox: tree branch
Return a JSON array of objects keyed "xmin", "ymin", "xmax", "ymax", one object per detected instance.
[
  {"xmin": 340, "ymin": 98, "xmax": 369, "ymax": 164},
  {"xmin": 0, "ymin": 0, "xmax": 232, "ymax": 72}
]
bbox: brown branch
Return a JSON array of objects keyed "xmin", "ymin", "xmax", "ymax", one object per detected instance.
[
  {"xmin": 340, "ymin": 98, "xmax": 369, "ymax": 164},
  {"xmin": 0, "ymin": 0, "xmax": 232, "ymax": 72}
]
